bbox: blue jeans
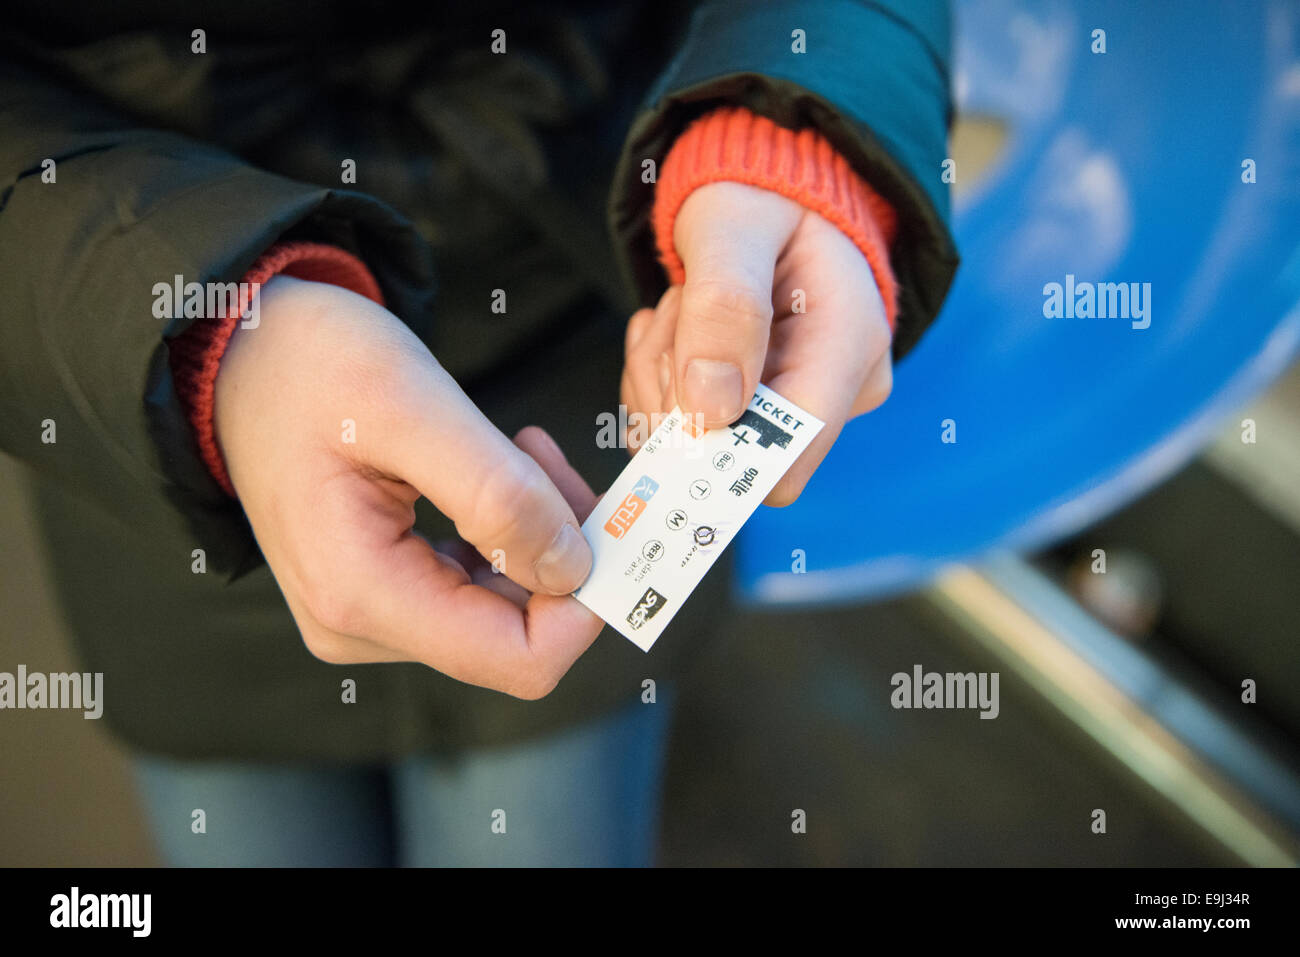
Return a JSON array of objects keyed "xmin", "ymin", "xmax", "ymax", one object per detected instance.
[{"xmin": 131, "ymin": 689, "xmax": 674, "ymax": 867}]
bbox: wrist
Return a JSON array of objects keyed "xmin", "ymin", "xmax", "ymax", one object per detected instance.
[
  {"xmin": 168, "ymin": 242, "xmax": 384, "ymax": 496},
  {"xmin": 652, "ymin": 105, "xmax": 900, "ymax": 332}
]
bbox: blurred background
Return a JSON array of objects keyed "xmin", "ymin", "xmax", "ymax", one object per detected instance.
[{"xmin": 3, "ymin": 0, "xmax": 1299, "ymax": 865}]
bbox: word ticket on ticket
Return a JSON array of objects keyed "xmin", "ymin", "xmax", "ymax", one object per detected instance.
[{"xmin": 574, "ymin": 384, "xmax": 824, "ymax": 651}]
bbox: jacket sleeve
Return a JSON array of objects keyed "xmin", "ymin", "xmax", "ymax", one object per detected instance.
[
  {"xmin": 0, "ymin": 53, "xmax": 435, "ymax": 577},
  {"xmin": 608, "ymin": 0, "xmax": 960, "ymax": 360}
]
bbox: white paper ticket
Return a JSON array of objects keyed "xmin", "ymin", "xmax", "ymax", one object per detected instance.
[{"xmin": 574, "ymin": 383, "xmax": 824, "ymax": 651}]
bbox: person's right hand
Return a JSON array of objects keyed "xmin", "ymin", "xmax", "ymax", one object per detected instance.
[{"xmin": 212, "ymin": 275, "xmax": 602, "ymax": 699}]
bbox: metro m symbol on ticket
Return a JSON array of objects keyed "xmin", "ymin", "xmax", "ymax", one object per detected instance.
[{"xmin": 603, "ymin": 474, "xmax": 659, "ymax": 539}]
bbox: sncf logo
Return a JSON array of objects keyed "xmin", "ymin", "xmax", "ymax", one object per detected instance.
[
  {"xmin": 627, "ymin": 587, "xmax": 667, "ymax": 631},
  {"xmin": 603, "ymin": 475, "xmax": 659, "ymax": 539}
]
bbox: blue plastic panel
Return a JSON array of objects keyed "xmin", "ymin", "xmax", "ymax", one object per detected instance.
[{"xmin": 737, "ymin": 0, "xmax": 1300, "ymax": 605}]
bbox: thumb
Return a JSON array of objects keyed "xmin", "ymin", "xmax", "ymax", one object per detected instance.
[
  {"xmin": 368, "ymin": 363, "xmax": 594, "ymax": 596},
  {"xmin": 672, "ymin": 182, "xmax": 801, "ymax": 427}
]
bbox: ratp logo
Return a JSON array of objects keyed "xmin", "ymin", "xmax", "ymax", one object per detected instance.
[{"xmin": 604, "ymin": 475, "xmax": 659, "ymax": 539}]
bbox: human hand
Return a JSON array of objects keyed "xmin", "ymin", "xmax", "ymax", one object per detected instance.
[
  {"xmin": 621, "ymin": 181, "xmax": 893, "ymax": 505},
  {"xmin": 214, "ymin": 275, "xmax": 601, "ymax": 699}
]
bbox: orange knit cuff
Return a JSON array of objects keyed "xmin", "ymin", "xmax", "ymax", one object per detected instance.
[
  {"xmin": 652, "ymin": 105, "xmax": 900, "ymax": 332},
  {"xmin": 167, "ymin": 241, "xmax": 385, "ymax": 497}
]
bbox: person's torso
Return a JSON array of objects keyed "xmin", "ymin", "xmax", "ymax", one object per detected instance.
[{"xmin": 10, "ymin": 1, "xmax": 691, "ymax": 379}]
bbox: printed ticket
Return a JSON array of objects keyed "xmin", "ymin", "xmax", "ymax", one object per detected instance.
[{"xmin": 574, "ymin": 383, "xmax": 824, "ymax": 651}]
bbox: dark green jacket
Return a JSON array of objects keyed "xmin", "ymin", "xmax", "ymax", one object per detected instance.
[{"xmin": 0, "ymin": 1, "xmax": 957, "ymax": 759}]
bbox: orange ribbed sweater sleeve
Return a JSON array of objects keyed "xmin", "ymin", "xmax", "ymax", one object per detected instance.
[{"xmin": 652, "ymin": 105, "xmax": 900, "ymax": 332}]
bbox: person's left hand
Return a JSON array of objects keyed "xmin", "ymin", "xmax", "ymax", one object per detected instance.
[{"xmin": 620, "ymin": 180, "xmax": 894, "ymax": 506}]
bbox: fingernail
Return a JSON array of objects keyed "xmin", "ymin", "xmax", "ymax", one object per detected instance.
[
  {"xmin": 683, "ymin": 359, "xmax": 743, "ymax": 424},
  {"xmin": 657, "ymin": 351, "xmax": 672, "ymax": 398},
  {"xmin": 534, "ymin": 523, "xmax": 592, "ymax": 594}
]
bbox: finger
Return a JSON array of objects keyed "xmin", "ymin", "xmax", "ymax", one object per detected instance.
[
  {"xmin": 285, "ymin": 472, "xmax": 604, "ymax": 697},
  {"xmin": 471, "ymin": 563, "xmax": 532, "ymax": 608},
  {"xmin": 513, "ymin": 425, "xmax": 597, "ymax": 523},
  {"xmin": 625, "ymin": 306, "xmax": 654, "ymax": 353},
  {"xmin": 622, "ymin": 308, "xmax": 654, "ymax": 454},
  {"xmin": 672, "ymin": 182, "xmax": 800, "ymax": 427},
  {"xmin": 624, "ymin": 286, "xmax": 681, "ymax": 449},
  {"xmin": 761, "ymin": 226, "xmax": 893, "ymax": 506},
  {"xmin": 352, "ymin": 532, "xmax": 604, "ymax": 698},
  {"xmin": 431, "ymin": 536, "xmax": 481, "ymax": 575},
  {"xmin": 760, "ymin": 410, "xmax": 841, "ymax": 508},
  {"xmin": 626, "ymin": 283, "xmax": 681, "ymax": 403},
  {"xmin": 436, "ymin": 426, "xmax": 594, "ymax": 608},
  {"xmin": 849, "ymin": 349, "xmax": 894, "ymax": 418},
  {"xmin": 657, "ymin": 351, "xmax": 677, "ymax": 414},
  {"xmin": 761, "ymin": 323, "xmax": 886, "ymax": 507},
  {"xmin": 619, "ymin": 367, "xmax": 641, "ymax": 455},
  {"xmin": 364, "ymin": 359, "xmax": 594, "ymax": 596},
  {"xmin": 284, "ymin": 590, "xmax": 410, "ymax": 666}
]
